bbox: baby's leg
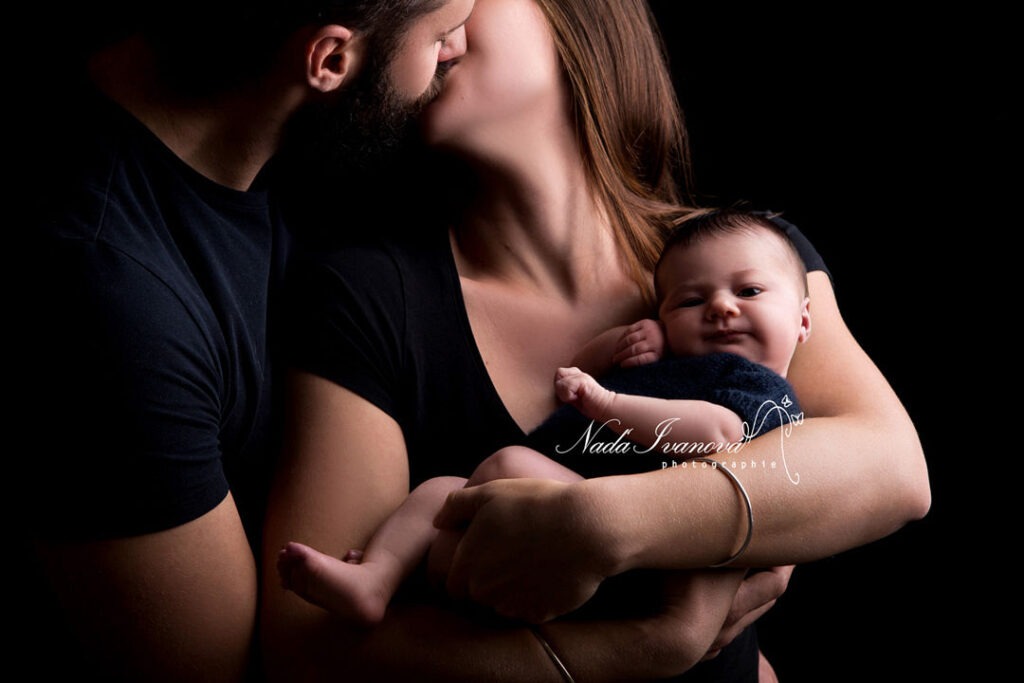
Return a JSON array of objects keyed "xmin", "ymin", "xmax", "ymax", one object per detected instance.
[
  {"xmin": 278, "ymin": 475, "xmax": 466, "ymax": 624},
  {"xmin": 467, "ymin": 444, "xmax": 584, "ymax": 486},
  {"xmin": 428, "ymin": 446, "xmax": 583, "ymax": 584}
]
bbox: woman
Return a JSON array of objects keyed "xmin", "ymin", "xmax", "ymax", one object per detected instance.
[{"xmin": 262, "ymin": 0, "xmax": 930, "ymax": 680}]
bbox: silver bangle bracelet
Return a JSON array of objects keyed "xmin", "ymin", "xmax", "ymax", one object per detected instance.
[
  {"xmin": 531, "ymin": 627, "xmax": 575, "ymax": 683},
  {"xmin": 693, "ymin": 457, "xmax": 754, "ymax": 567}
]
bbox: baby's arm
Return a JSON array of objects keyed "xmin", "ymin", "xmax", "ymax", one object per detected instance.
[
  {"xmin": 572, "ymin": 319, "xmax": 667, "ymax": 377},
  {"xmin": 555, "ymin": 367, "xmax": 745, "ymax": 446}
]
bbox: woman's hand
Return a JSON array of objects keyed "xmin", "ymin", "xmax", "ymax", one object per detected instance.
[{"xmin": 435, "ymin": 477, "xmax": 619, "ymax": 624}]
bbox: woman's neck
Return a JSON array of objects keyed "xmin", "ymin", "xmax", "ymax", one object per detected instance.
[{"xmin": 451, "ymin": 141, "xmax": 630, "ymax": 302}]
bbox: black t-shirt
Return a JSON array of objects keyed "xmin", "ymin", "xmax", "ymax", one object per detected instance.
[
  {"xmin": 528, "ymin": 352, "xmax": 801, "ymax": 478},
  {"xmin": 289, "ymin": 217, "xmax": 827, "ymax": 484},
  {"xmin": 17, "ymin": 85, "xmax": 289, "ymax": 545},
  {"xmin": 287, "ymin": 219, "xmax": 827, "ymax": 681}
]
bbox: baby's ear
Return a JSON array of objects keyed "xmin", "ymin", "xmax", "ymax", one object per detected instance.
[{"xmin": 798, "ymin": 297, "xmax": 811, "ymax": 343}]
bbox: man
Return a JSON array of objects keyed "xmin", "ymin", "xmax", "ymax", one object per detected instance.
[
  {"xmin": 17, "ymin": 1, "xmax": 472, "ymax": 680},
  {"xmin": 16, "ymin": 0, "xmax": 788, "ymax": 678}
]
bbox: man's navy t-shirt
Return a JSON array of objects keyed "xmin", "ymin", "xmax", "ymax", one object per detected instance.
[{"xmin": 18, "ymin": 85, "xmax": 289, "ymax": 546}]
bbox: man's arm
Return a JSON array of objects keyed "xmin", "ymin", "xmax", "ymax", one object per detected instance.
[
  {"xmin": 22, "ymin": 243, "xmax": 262, "ymax": 681},
  {"xmin": 36, "ymin": 495, "xmax": 256, "ymax": 682}
]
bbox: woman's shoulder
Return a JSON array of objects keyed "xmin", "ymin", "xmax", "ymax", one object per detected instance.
[
  {"xmin": 756, "ymin": 210, "xmax": 831, "ymax": 279},
  {"xmin": 290, "ymin": 224, "xmax": 451, "ymax": 292}
]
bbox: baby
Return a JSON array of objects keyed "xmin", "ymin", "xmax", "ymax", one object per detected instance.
[{"xmin": 278, "ymin": 208, "xmax": 812, "ymax": 624}]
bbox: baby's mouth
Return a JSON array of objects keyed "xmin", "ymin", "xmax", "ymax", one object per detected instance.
[{"xmin": 706, "ymin": 329, "xmax": 746, "ymax": 341}]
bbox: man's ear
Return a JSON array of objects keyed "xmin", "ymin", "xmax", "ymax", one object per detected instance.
[{"xmin": 305, "ymin": 25, "xmax": 362, "ymax": 93}]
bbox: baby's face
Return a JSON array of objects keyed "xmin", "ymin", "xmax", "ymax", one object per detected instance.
[{"xmin": 657, "ymin": 230, "xmax": 811, "ymax": 377}]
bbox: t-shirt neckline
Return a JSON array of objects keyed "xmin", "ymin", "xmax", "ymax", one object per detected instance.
[{"xmin": 441, "ymin": 230, "xmax": 530, "ymax": 440}]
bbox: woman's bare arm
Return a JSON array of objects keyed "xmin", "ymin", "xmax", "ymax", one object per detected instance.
[
  {"xmin": 260, "ymin": 371, "xmax": 747, "ymax": 682},
  {"xmin": 437, "ymin": 272, "xmax": 930, "ymax": 607},
  {"xmin": 602, "ymin": 270, "xmax": 931, "ymax": 568}
]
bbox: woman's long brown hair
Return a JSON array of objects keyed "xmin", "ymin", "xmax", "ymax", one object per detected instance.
[{"xmin": 534, "ymin": 0, "xmax": 700, "ymax": 300}]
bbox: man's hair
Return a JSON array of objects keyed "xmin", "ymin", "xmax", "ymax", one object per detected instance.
[
  {"xmin": 141, "ymin": 0, "xmax": 444, "ymax": 96},
  {"xmin": 654, "ymin": 208, "xmax": 809, "ymax": 303}
]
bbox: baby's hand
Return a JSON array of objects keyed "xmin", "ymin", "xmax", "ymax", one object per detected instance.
[
  {"xmin": 555, "ymin": 367, "xmax": 614, "ymax": 419},
  {"xmin": 555, "ymin": 367, "xmax": 597, "ymax": 405},
  {"xmin": 611, "ymin": 319, "xmax": 666, "ymax": 368}
]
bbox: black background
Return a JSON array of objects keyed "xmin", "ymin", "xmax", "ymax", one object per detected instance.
[
  {"xmin": 13, "ymin": 1, "xmax": 1010, "ymax": 680},
  {"xmin": 649, "ymin": 2, "xmax": 1011, "ymax": 680}
]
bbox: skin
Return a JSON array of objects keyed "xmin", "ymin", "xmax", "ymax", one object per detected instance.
[
  {"xmin": 35, "ymin": 3, "xmax": 472, "ymax": 681},
  {"xmin": 263, "ymin": 0, "xmax": 812, "ymax": 679},
  {"xmin": 435, "ymin": 268, "xmax": 930, "ymax": 610},
  {"xmin": 656, "ymin": 230, "xmax": 811, "ymax": 378},
  {"xmin": 425, "ymin": 0, "xmax": 928, "ymax": 634},
  {"xmin": 275, "ymin": 448, "xmax": 582, "ymax": 625},
  {"xmin": 261, "ymin": 2, "xmax": 931, "ymax": 682},
  {"xmin": 560, "ymin": 226, "xmax": 812, "ymax": 448},
  {"xmin": 36, "ymin": 496, "xmax": 257, "ymax": 681},
  {"xmin": 263, "ymin": 372, "xmax": 746, "ymax": 681},
  {"xmin": 271, "ymin": 229, "xmax": 812, "ymax": 632}
]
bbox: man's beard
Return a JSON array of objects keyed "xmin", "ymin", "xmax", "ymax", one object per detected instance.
[{"xmin": 281, "ymin": 58, "xmax": 450, "ymax": 185}]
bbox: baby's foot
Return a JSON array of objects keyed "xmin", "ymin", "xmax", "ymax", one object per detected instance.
[{"xmin": 277, "ymin": 542, "xmax": 389, "ymax": 624}]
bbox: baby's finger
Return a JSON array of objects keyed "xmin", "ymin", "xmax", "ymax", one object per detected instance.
[
  {"xmin": 555, "ymin": 376, "xmax": 582, "ymax": 402},
  {"xmin": 619, "ymin": 351, "xmax": 659, "ymax": 368},
  {"xmin": 611, "ymin": 342, "xmax": 653, "ymax": 366}
]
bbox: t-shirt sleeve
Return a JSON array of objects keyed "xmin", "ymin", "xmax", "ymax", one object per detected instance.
[
  {"xmin": 762, "ymin": 213, "xmax": 831, "ymax": 281},
  {"xmin": 19, "ymin": 240, "xmax": 229, "ymax": 540},
  {"xmin": 284, "ymin": 245, "xmax": 407, "ymax": 421}
]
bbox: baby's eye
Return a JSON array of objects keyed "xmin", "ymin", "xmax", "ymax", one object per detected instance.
[
  {"xmin": 738, "ymin": 287, "xmax": 762, "ymax": 298},
  {"xmin": 677, "ymin": 297, "xmax": 703, "ymax": 308}
]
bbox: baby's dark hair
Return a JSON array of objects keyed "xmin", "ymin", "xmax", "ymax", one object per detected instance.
[{"xmin": 654, "ymin": 208, "xmax": 808, "ymax": 303}]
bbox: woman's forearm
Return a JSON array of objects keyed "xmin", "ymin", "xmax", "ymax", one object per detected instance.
[
  {"xmin": 589, "ymin": 271, "xmax": 930, "ymax": 573},
  {"xmin": 588, "ymin": 411, "xmax": 926, "ymax": 573}
]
